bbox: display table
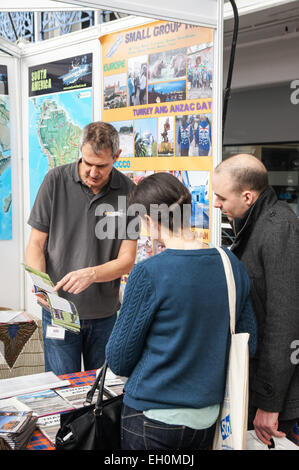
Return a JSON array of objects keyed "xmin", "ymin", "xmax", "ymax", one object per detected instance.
[
  {"xmin": 25, "ymin": 370, "xmax": 299, "ymax": 451},
  {"xmin": 26, "ymin": 369, "xmax": 97, "ymax": 450}
]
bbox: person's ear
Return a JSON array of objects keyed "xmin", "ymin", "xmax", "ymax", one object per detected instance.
[
  {"xmin": 113, "ymin": 149, "xmax": 122, "ymax": 163},
  {"xmin": 144, "ymin": 214, "xmax": 160, "ymax": 239},
  {"xmin": 242, "ymin": 190, "xmax": 257, "ymax": 207},
  {"xmin": 142, "ymin": 214, "xmax": 151, "ymax": 236},
  {"xmin": 144, "ymin": 214, "xmax": 151, "ymax": 225}
]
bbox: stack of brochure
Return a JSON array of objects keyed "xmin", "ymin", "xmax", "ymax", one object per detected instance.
[
  {"xmin": 0, "ymin": 411, "xmax": 37, "ymax": 450},
  {"xmin": 0, "ymin": 388, "xmax": 75, "ymax": 448}
]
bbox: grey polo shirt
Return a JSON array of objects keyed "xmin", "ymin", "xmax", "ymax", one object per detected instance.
[{"xmin": 28, "ymin": 161, "xmax": 136, "ymax": 320}]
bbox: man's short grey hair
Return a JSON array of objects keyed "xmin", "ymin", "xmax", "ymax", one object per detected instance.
[{"xmin": 80, "ymin": 121, "xmax": 119, "ymax": 158}]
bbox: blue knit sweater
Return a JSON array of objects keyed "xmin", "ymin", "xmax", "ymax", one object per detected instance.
[{"xmin": 106, "ymin": 247, "xmax": 257, "ymax": 411}]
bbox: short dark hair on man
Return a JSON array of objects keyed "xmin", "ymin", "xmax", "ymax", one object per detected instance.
[
  {"xmin": 80, "ymin": 121, "xmax": 119, "ymax": 157},
  {"xmin": 215, "ymin": 154, "xmax": 269, "ymax": 194}
]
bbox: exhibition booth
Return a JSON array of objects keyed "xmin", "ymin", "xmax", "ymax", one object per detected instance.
[
  {"xmin": 0, "ymin": 0, "xmax": 299, "ymax": 452},
  {"xmin": 0, "ymin": 1, "xmax": 225, "ymax": 449},
  {"xmin": 0, "ymin": 0, "xmax": 223, "ymax": 315}
]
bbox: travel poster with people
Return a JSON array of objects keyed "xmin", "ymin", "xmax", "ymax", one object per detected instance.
[{"xmin": 100, "ymin": 20, "xmax": 214, "ymax": 248}]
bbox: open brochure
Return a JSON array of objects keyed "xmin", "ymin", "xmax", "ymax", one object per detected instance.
[
  {"xmin": 0, "ymin": 372, "xmax": 70, "ymax": 400},
  {"xmin": 23, "ymin": 264, "xmax": 80, "ymax": 334},
  {"xmin": 15, "ymin": 390, "xmax": 75, "ymax": 417},
  {"xmin": 37, "ymin": 414, "xmax": 61, "ymax": 445},
  {"xmin": 56, "ymin": 385, "xmax": 100, "ymax": 409}
]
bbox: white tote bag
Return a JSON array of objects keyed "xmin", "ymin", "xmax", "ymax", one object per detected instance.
[
  {"xmin": 246, "ymin": 430, "xmax": 299, "ymax": 450},
  {"xmin": 212, "ymin": 247, "xmax": 249, "ymax": 450}
]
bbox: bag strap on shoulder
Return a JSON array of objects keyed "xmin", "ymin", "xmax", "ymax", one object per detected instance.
[{"xmin": 215, "ymin": 246, "xmax": 236, "ymax": 335}]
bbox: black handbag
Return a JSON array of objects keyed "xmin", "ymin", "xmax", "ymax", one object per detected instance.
[{"xmin": 55, "ymin": 362, "xmax": 124, "ymax": 450}]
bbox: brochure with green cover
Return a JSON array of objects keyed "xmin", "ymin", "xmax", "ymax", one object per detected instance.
[{"xmin": 23, "ymin": 264, "xmax": 80, "ymax": 334}]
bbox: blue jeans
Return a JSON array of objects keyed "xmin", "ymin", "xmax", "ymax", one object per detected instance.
[
  {"xmin": 121, "ymin": 404, "xmax": 216, "ymax": 450},
  {"xmin": 42, "ymin": 309, "xmax": 116, "ymax": 375}
]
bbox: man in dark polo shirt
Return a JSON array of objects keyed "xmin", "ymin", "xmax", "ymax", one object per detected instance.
[{"xmin": 25, "ymin": 121, "xmax": 137, "ymax": 375}]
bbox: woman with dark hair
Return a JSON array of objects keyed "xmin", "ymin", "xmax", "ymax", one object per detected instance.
[{"xmin": 106, "ymin": 172, "xmax": 257, "ymax": 450}]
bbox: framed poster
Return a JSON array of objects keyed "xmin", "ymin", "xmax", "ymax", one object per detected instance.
[
  {"xmin": 100, "ymin": 21, "xmax": 214, "ymax": 245},
  {"xmin": 28, "ymin": 53, "xmax": 93, "ymax": 208}
]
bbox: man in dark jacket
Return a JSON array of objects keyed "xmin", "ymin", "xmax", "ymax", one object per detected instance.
[{"xmin": 212, "ymin": 153, "xmax": 299, "ymax": 446}]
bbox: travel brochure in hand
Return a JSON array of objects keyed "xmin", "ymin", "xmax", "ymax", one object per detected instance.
[{"xmin": 23, "ymin": 264, "xmax": 80, "ymax": 333}]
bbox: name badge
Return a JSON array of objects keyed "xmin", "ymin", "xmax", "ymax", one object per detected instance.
[{"xmin": 46, "ymin": 325, "xmax": 65, "ymax": 340}]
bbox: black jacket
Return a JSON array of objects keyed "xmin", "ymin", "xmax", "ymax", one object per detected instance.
[{"xmin": 231, "ymin": 187, "xmax": 299, "ymax": 420}]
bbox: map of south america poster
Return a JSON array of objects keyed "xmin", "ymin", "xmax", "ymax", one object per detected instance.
[{"xmin": 28, "ymin": 54, "xmax": 93, "ymax": 208}]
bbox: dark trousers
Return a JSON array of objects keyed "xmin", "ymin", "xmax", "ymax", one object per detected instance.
[
  {"xmin": 121, "ymin": 404, "xmax": 216, "ymax": 450},
  {"xmin": 42, "ymin": 309, "xmax": 116, "ymax": 375}
]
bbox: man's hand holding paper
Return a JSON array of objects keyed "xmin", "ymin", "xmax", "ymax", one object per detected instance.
[{"xmin": 55, "ymin": 267, "xmax": 96, "ymax": 295}]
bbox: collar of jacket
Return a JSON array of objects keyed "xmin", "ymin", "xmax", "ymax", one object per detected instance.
[{"xmin": 232, "ymin": 186, "xmax": 278, "ymax": 240}]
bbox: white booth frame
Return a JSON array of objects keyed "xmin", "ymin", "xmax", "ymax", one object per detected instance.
[
  {"xmin": 0, "ymin": 4, "xmax": 223, "ymax": 313},
  {"xmin": 0, "ymin": 42, "xmax": 23, "ymax": 311}
]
